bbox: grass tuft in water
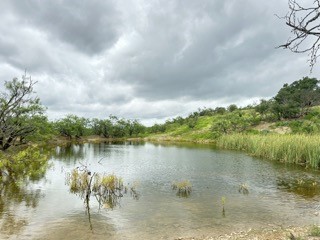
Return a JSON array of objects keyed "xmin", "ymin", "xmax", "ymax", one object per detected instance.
[
  {"xmin": 221, "ymin": 196, "xmax": 226, "ymax": 217},
  {"xmin": 172, "ymin": 180, "xmax": 192, "ymax": 197},
  {"xmin": 66, "ymin": 166, "xmax": 139, "ymax": 209},
  {"xmin": 238, "ymin": 183, "xmax": 249, "ymax": 194}
]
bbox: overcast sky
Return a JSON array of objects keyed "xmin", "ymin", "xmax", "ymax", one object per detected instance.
[{"xmin": 0, "ymin": 0, "xmax": 319, "ymax": 125}]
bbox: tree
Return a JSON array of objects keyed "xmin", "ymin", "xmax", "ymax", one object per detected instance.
[
  {"xmin": 126, "ymin": 119, "xmax": 145, "ymax": 137},
  {"xmin": 255, "ymin": 99, "xmax": 271, "ymax": 117},
  {"xmin": 273, "ymin": 77, "xmax": 320, "ymax": 119},
  {"xmin": 0, "ymin": 74, "xmax": 45, "ymax": 151},
  {"xmin": 279, "ymin": 0, "xmax": 320, "ymax": 69},
  {"xmin": 55, "ymin": 115, "xmax": 88, "ymax": 139},
  {"xmin": 214, "ymin": 107, "xmax": 227, "ymax": 115},
  {"xmin": 227, "ymin": 104, "xmax": 238, "ymax": 112}
]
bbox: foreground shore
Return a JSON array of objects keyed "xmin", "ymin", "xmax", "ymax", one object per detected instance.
[{"xmin": 176, "ymin": 225, "xmax": 320, "ymax": 240}]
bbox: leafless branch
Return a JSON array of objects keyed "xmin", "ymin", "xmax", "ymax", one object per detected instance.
[{"xmin": 278, "ymin": 0, "xmax": 320, "ymax": 71}]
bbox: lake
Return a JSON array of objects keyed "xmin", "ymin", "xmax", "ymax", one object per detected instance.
[{"xmin": 1, "ymin": 142, "xmax": 320, "ymax": 239}]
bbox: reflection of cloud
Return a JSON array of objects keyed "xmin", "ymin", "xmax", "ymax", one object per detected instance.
[{"xmin": 30, "ymin": 213, "xmax": 117, "ymax": 240}]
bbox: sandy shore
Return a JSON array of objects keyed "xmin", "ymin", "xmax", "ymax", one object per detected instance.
[{"xmin": 175, "ymin": 226, "xmax": 320, "ymax": 240}]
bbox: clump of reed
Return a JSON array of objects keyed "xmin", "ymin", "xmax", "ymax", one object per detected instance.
[
  {"xmin": 217, "ymin": 134, "xmax": 320, "ymax": 169},
  {"xmin": 172, "ymin": 180, "xmax": 192, "ymax": 197},
  {"xmin": 66, "ymin": 167, "xmax": 139, "ymax": 209},
  {"xmin": 221, "ymin": 196, "xmax": 226, "ymax": 217},
  {"xmin": 66, "ymin": 168, "xmax": 91, "ymax": 195},
  {"xmin": 238, "ymin": 183, "xmax": 249, "ymax": 194}
]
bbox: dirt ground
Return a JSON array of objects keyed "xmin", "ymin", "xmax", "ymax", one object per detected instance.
[{"xmin": 176, "ymin": 226, "xmax": 320, "ymax": 240}]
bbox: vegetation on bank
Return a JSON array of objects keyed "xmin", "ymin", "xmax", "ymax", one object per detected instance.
[
  {"xmin": 217, "ymin": 134, "xmax": 320, "ymax": 169},
  {"xmin": 1, "ymin": 74, "xmax": 320, "ymax": 172}
]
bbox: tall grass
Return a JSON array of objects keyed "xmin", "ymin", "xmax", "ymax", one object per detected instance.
[{"xmin": 217, "ymin": 134, "xmax": 320, "ymax": 169}]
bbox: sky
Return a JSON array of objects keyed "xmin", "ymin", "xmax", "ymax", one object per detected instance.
[{"xmin": 0, "ymin": 0, "xmax": 319, "ymax": 126}]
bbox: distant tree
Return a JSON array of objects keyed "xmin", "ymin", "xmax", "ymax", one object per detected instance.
[
  {"xmin": 90, "ymin": 118, "xmax": 113, "ymax": 138},
  {"xmin": 55, "ymin": 115, "xmax": 88, "ymax": 139},
  {"xmin": 255, "ymin": 99, "xmax": 271, "ymax": 117},
  {"xmin": 149, "ymin": 123, "xmax": 166, "ymax": 133},
  {"xmin": 24, "ymin": 115, "xmax": 55, "ymax": 142},
  {"xmin": 227, "ymin": 104, "xmax": 238, "ymax": 112},
  {"xmin": 126, "ymin": 119, "xmax": 145, "ymax": 137},
  {"xmin": 273, "ymin": 77, "xmax": 320, "ymax": 119},
  {"xmin": 214, "ymin": 107, "xmax": 227, "ymax": 115},
  {"xmin": 279, "ymin": 0, "xmax": 320, "ymax": 70},
  {"xmin": 172, "ymin": 116, "xmax": 184, "ymax": 125},
  {"xmin": 112, "ymin": 118, "xmax": 128, "ymax": 137},
  {"xmin": 187, "ymin": 116, "xmax": 198, "ymax": 129},
  {"xmin": 197, "ymin": 107, "xmax": 215, "ymax": 116},
  {"xmin": 0, "ymin": 74, "xmax": 45, "ymax": 150}
]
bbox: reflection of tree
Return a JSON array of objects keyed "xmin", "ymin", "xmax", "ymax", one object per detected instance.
[
  {"xmin": 0, "ymin": 147, "xmax": 48, "ymax": 237},
  {"xmin": 277, "ymin": 177, "xmax": 320, "ymax": 198},
  {"xmin": 53, "ymin": 144, "xmax": 86, "ymax": 164},
  {"xmin": 91, "ymin": 141, "xmax": 146, "ymax": 158},
  {"xmin": 0, "ymin": 181, "xmax": 43, "ymax": 235}
]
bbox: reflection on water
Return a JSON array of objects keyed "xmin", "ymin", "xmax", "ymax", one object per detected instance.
[
  {"xmin": 1, "ymin": 142, "xmax": 320, "ymax": 239},
  {"xmin": 0, "ymin": 178, "xmax": 44, "ymax": 237},
  {"xmin": 52, "ymin": 144, "xmax": 86, "ymax": 164},
  {"xmin": 277, "ymin": 176, "xmax": 320, "ymax": 198}
]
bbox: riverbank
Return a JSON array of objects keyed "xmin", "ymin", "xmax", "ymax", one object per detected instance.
[{"xmin": 176, "ymin": 225, "xmax": 320, "ymax": 240}]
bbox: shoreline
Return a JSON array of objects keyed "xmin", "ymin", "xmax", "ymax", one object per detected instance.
[{"xmin": 175, "ymin": 225, "xmax": 320, "ymax": 240}]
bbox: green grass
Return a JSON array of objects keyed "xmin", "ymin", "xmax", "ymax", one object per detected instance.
[
  {"xmin": 217, "ymin": 134, "xmax": 320, "ymax": 169},
  {"xmin": 310, "ymin": 225, "xmax": 320, "ymax": 236},
  {"xmin": 145, "ymin": 108, "xmax": 320, "ymax": 169}
]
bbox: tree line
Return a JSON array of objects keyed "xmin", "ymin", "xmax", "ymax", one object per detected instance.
[
  {"xmin": 148, "ymin": 77, "xmax": 320, "ymax": 135},
  {"xmin": 1, "ymin": 74, "xmax": 320, "ymax": 151},
  {"xmin": 0, "ymin": 74, "xmax": 147, "ymax": 151}
]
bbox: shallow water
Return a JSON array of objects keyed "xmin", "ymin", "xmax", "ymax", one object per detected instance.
[{"xmin": 1, "ymin": 142, "xmax": 320, "ymax": 239}]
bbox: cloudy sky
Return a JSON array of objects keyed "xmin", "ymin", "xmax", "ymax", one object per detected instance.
[{"xmin": 0, "ymin": 0, "xmax": 319, "ymax": 125}]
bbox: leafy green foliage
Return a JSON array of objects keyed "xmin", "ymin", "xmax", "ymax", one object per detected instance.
[
  {"xmin": 273, "ymin": 77, "xmax": 320, "ymax": 119},
  {"xmin": 211, "ymin": 110, "xmax": 260, "ymax": 136},
  {"xmin": 227, "ymin": 104, "xmax": 238, "ymax": 112},
  {"xmin": 0, "ymin": 74, "xmax": 45, "ymax": 150},
  {"xmin": 310, "ymin": 225, "xmax": 320, "ymax": 236},
  {"xmin": 0, "ymin": 146, "xmax": 49, "ymax": 181},
  {"xmin": 217, "ymin": 134, "xmax": 320, "ymax": 169},
  {"xmin": 90, "ymin": 116, "xmax": 145, "ymax": 138},
  {"xmin": 54, "ymin": 115, "xmax": 89, "ymax": 139}
]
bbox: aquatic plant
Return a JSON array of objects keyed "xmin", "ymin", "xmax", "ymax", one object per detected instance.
[
  {"xmin": 277, "ymin": 177, "xmax": 320, "ymax": 198},
  {"xmin": 172, "ymin": 180, "xmax": 192, "ymax": 197},
  {"xmin": 310, "ymin": 225, "xmax": 320, "ymax": 236},
  {"xmin": 66, "ymin": 166, "xmax": 139, "ymax": 209},
  {"xmin": 221, "ymin": 196, "xmax": 226, "ymax": 217},
  {"xmin": 238, "ymin": 183, "xmax": 249, "ymax": 194},
  {"xmin": 217, "ymin": 134, "xmax": 320, "ymax": 169}
]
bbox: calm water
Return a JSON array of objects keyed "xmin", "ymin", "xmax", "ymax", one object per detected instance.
[{"xmin": 1, "ymin": 142, "xmax": 320, "ymax": 239}]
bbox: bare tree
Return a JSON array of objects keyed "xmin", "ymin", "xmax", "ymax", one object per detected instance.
[{"xmin": 278, "ymin": 0, "xmax": 320, "ymax": 70}]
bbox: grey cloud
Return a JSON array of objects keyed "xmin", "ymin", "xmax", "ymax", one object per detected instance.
[
  {"xmin": 106, "ymin": 0, "xmax": 299, "ymax": 101},
  {"xmin": 2, "ymin": 0, "xmax": 120, "ymax": 55},
  {"xmin": 0, "ymin": 0, "xmax": 319, "ymax": 123}
]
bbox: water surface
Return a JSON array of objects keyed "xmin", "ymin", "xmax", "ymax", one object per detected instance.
[{"xmin": 1, "ymin": 142, "xmax": 319, "ymax": 239}]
